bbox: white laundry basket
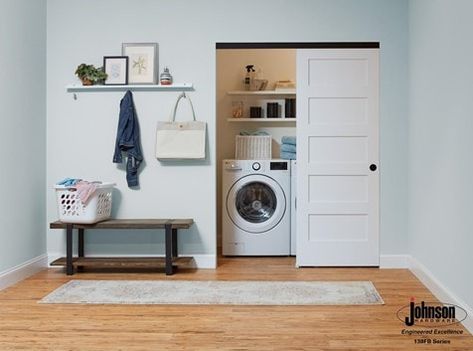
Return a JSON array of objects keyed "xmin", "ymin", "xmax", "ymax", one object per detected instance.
[
  {"xmin": 235, "ymin": 135, "xmax": 272, "ymax": 160},
  {"xmin": 54, "ymin": 183, "xmax": 115, "ymax": 224}
]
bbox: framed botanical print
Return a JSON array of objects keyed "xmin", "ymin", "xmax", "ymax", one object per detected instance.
[
  {"xmin": 122, "ymin": 43, "xmax": 158, "ymax": 84},
  {"xmin": 103, "ymin": 56, "xmax": 128, "ymax": 85}
]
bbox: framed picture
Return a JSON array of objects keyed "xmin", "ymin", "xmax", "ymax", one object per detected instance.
[
  {"xmin": 122, "ymin": 43, "xmax": 158, "ymax": 84},
  {"xmin": 103, "ymin": 56, "xmax": 128, "ymax": 85}
]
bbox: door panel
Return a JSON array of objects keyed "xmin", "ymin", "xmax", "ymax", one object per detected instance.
[
  {"xmin": 308, "ymin": 215, "xmax": 368, "ymax": 241},
  {"xmin": 308, "ymin": 98, "xmax": 368, "ymax": 125},
  {"xmin": 308, "ymin": 136, "xmax": 368, "ymax": 163},
  {"xmin": 296, "ymin": 49, "xmax": 379, "ymax": 266}
]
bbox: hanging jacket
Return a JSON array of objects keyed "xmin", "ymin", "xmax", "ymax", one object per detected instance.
[{"xmin": 113, "ymin": 90, "xmax": 143, "ymax": 187}]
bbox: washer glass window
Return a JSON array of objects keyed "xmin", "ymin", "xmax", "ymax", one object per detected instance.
[{"xmin": 235, "ymin": 182, "xmax": 277, "ymax": 223}]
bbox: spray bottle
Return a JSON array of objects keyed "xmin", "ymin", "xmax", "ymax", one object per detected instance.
[{"xmin": 244, "ymin": 65, "xmax": 255, "ymax": 91}]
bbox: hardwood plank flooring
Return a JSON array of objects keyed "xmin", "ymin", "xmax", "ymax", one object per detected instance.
[{"xmin": 0, "ymin": 257, "xmax": 471, "ymax": 350}]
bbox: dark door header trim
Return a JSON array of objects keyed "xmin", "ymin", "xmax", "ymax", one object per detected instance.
[{"xmin": 216, "ymin": 42, "xmax": 380, "ymax": 49}]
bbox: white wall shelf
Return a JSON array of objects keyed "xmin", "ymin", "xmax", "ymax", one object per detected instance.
[
  {"xmin": 227, "ymin": 118, "xmax": 296, "ymax": 123},
  {"xmin": 66, "ymin": 83, "xmax": 194, "ymax": 99},
  {"xmin": 227, "ymin": 90, "xmax": 296, "ymax": 96}
]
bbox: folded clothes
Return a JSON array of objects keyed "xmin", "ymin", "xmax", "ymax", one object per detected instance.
[
  {"xmin": 281, "ymin": 136, "xmax": 296, "ymax": 145},
  {"xmin": 56, "ymin": 178, "xmax": 82, "ymax": 187},
  {"xmin": 281, "ymin": 143, "xmax": 296, "ymax": 153},
  {"xmin": 240, "ymin": 130, "xmax": 270, "ymax": 136},
  {"xmin": 280, "ymin": 151, "xmax": 296, "ymax": 160}
]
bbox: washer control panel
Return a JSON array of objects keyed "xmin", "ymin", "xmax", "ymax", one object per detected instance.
[
  {"xmin": 252, "ymin": 162, "xmax": 261, "ymax": 171},
  {"xmin": 223, "ymin": 160, "xmax": 289, "ymax": 173}
]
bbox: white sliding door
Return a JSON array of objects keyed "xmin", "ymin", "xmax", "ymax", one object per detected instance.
[{"xmin": 296, "ymin": 49, "xmax": 379, "ymax": 266}]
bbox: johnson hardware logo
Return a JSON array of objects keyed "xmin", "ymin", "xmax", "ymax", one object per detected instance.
[{"xmin": 397, "ymin": 297, "xmax": 467, "ymax": 327}]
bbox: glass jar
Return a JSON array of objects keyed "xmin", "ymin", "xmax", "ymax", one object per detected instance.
[{"xmin": 232, "ymin": 101, "xmax": 244, "ymax": 118}]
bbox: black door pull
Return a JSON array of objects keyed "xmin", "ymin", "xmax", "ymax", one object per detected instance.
[{"xmin": 370, "ymin": 164, "xmax": 377, "ymax": 171}]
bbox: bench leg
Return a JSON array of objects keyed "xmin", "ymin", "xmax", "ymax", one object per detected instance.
[
  {"xmin": 77, "ymin": 228, "xmax": 85, "ymax": 272},
  {"xmin": 172, "ymin": 228, "xmax": 178, "ymax": 258},
  {"xmin": 165, "ymin": 224, "xmax": 174, "ymax": 275},
  {"xmin": 66, "ymin": 224, "xmax": 74, "ymax": 275},
  {"xmin": 78, "ymin": 228, "xmax": 84, "ymax": 257}
]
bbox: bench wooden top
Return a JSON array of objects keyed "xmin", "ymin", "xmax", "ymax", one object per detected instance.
[{"xmin": 49, "ymin": 219, "xmax": 194, "ymax": 230}]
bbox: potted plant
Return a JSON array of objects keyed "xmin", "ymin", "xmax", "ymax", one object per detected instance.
[{"xmin": 75, "ymin": 63, "xmax": 108, "ymax": 86}]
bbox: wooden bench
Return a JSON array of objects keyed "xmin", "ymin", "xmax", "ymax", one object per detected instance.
[{"xmin": 49, "ymin": 219, "xmax": 194, "ymax": 276}]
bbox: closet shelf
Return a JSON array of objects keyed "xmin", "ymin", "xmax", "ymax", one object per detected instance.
[
  {"xmin": 227, "ymin": 90, "xmax": 296, "ymax": 96},
  {"xmin": 227, "ymin": 118, "xmax": 296, "ymax": 123},
  {"xmin": 66, "ymin": 83, "xmax": 194, "ymax": 93}
]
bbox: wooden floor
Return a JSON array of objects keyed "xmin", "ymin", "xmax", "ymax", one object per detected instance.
[{"xmin": 0, "ymin": 257, "xmax": 471, "ymax": 350}]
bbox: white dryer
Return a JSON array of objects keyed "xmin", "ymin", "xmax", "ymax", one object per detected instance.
[
  {"xmin": 222, "ymin": 159, "xmax": 291, "ymax": 256},
  {"xmin": 290, "ymin": 160, "xmax": 297, "ymax": 256}
]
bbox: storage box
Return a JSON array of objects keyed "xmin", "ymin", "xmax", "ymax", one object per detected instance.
[
  {"xmin": 54, "ymin": 182, "xmax": 115, "ymax": 224},
  {"xmin": 235, "ymin": 135, "xmax": 272, "ymax": 160}
]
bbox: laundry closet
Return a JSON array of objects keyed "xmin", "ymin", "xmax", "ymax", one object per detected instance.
[{"xmin": 216, "ymin": 44, "xmax": 379, "ymax": 267}]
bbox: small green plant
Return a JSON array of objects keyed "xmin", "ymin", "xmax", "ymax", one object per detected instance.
[{"xmin": 75, "ymin": 63, "xmax": 108, "ymax": 85}]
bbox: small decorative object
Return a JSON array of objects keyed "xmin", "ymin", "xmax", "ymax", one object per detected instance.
[
  {"xmin": 160, "ymin": 67, "xmax": 173, "ymax": 85},
  {"xmin": 122, "ymin": 43, "xmax": 158, "ymax": 84},
  {"xmin": 75, "ymin": 63, "xmax": 107, "ymax": 86},
  {"xmin": 274, "ymin": 80, "xmax": 296, "ymax": 91},
  {"xmin": 103, "ymin": 56, "xmax": 128, "ymax": 85},
  {"xmin": 232, "ymin": 101, "xmax": 244, "ymax": 118},
  {"xmin": 267, "ymin": 103, "xmax": 280, "ymax": 118},
  {"xmin": 284, "ymin": 98, "xmax": 296, "ymax": 118},
  {"xmin": 250, "ymin": 79, "xmax": 268, "ymax": 91},
  {"xmin": 250, "ymin": 106, "xmax": 262, "ymax": 118}
]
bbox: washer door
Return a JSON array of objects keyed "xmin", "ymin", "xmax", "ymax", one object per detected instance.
[{"xmin": 226, "ymin": 174, "xmax": 286, "ymax": 234}]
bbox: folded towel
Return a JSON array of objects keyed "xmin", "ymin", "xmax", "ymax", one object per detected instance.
[
  {"xmin": 280, "ymin": 151, "xmax": 297, "ymax": 160},
  {"xmin": 281, "ymin": 136, "xmax": 296, "ymax": 145},
  {"xmin": 56, "ymin": 178, "xmax": 82, "ymax": 187},
  {"xmin": 240, "ymin": 130, "xmax": 270, "ymax": 136},
  {"xmin": 281, "ymin": 143, "xmax": 296, "ymax": 153}
]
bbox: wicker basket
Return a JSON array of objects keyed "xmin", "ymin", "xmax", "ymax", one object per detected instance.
[{"xmin": 235, "ymin": 135, "xmax": 272, "ymax": 160}]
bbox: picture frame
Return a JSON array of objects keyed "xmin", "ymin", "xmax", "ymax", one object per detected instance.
[
  {"xmin": 122, "ymin": 43, "xmax": 158, "ymax": 84},
  {"xmin": 103, "ymin": 56, "xmax": 128, "ymax": 85}
]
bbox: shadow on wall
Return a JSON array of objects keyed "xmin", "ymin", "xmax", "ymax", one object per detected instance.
[{"xmin": 111, "ymin": 187, "xmax": 122, "ymax": 218}]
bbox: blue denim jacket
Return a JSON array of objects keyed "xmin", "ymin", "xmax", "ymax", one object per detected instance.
[{"xmin": 113, "ymin": 91, "xmax": 143, "ymax": 187}]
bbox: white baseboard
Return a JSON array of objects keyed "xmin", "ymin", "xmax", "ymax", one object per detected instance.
[
  {"xmin": 409, "ymin": 256, "xmax": 473, "ymax": 334},
  {"xmin": 48, "ymin": 253, "xmax": 216, "ymax": 269},
  {"xmin": 380, "ymin": 254, "xmax": 410, "ymax": 268},
  {"xmin": 0, "ymin": 254, "xmax": 48, "ymax": 291}
]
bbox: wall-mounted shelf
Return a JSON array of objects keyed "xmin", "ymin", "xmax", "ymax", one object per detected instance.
[
  {"xmin": 67, "ymin": 83, "xmax": 194, "ymax": 99},
  {"xmin": 227, "ymin": 118, "xmax": 296, "ymax": 123},
  {"xmin": 227, "ymin": 90, "xmax": 296, "ymax": 96}
]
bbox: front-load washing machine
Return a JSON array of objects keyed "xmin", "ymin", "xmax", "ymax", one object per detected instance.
[{"xmin": 222, "ymin": 159, "xmax": 290, "ymax": 256}]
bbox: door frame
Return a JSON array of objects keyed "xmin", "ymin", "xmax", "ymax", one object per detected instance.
[{"xmin": 215, "ymin": 42, "xmax": 380, "ymax": 267}]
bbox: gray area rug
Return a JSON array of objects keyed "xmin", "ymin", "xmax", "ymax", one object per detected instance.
[{"xmin": 40, "ymin": 280, "xmax": 384, "ymax": 305}]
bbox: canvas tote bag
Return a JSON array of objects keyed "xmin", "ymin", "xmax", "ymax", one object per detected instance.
[{"xmin": 155, "ymin": 92, "xmax": 206, "ymax": 160}]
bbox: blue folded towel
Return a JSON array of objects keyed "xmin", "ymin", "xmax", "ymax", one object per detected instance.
[
  {"xmin": 56, "ymin": 178, "xmax": 82, "ymax": 186},
  {"xmin": 281, "ymin": 136, "xmax": 296, "ymax": 145},
  {"xmin": 281, "ymin": 143, "xmax": 296, "ymax": 153},
  {"xmin": 280, "ymin": 151, "xmax": 296, "ymax": 160}
]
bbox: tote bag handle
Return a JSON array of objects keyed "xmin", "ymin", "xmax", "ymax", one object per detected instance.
[{"xmin": 170, "ymin": 92, "xmax": 196, "ymax": 122}]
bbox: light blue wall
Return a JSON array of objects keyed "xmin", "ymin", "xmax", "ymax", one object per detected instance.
[
  {"xmin": 0, "ymin": 0, "xmax": 47, "ymax": 272},
  {"xmin": 46, "ymin": 0, "xmax": 409, "ymax": 259},
  {"xmin": 409, "ymin": 0, "xmax": 473, "ymax": 307}
]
